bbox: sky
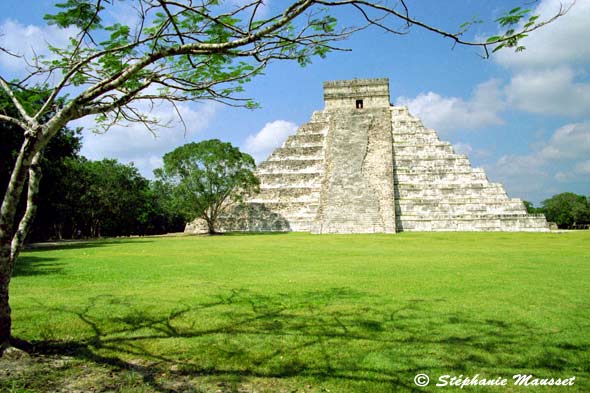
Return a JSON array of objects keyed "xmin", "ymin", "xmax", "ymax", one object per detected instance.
[{"xmin": 0, "ymin": 0, "xmax": 589, "ymax": 205}]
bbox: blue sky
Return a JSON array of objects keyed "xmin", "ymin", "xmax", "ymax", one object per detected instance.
[{"xmin": 1, "ymin": 0, "xmax": 589, "ymax": 204}]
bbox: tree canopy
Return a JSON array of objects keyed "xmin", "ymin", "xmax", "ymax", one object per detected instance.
[
  {"xmin": 156, "ymin": 139, "xmax": 259, "ymax": 234},
  {"xmin": 541, "ymin": 192, "xmax": 590, "ymax": 229}
]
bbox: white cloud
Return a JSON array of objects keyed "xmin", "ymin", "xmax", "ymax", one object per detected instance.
[
  {"xmin": 243, "ymin": 120, "xmax": 298, "ymax": 162},
  {"xmin": 487, "ymin": 122, "xmax": 590, "ymax": 200},
  {"xmin": 0, "ymin": 18, "xmax": 77, "ymax": 73},
  {"xmin": 538, "ymin": 122, "xmax": 590, "ymax": 160},
  {"xmin": 506, "ymin": 67, "xmax": 590, "ymax": 116},
  {"xmin": 395, "ymin": 79, "xmax": 504, "ymax": 133},
  {"xmin": 495, "ymin": 0, "xmax": 590, "ymax": 69},
  {"xmin": 453, "ymin": 143, "xmax": 473, "ymax": 156},
  {"xmin": 76, "ymin": 101, "xmax": 219, "ymax": 177},
  {"xmin": 573, "ymin": 160, "xmax": 590, "ymax": 175},
  {"xmin": 453, "ymin": 142, "xmax": 490, "ymax": 159},
  {"xmin": 491, "ymin": 0, "xmax": 590, "ymax": 118}
]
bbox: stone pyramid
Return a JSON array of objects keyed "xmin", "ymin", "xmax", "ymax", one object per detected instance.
[{"xmin": 218, "ymin": 78, "xmax": 549, "ymax": 233}]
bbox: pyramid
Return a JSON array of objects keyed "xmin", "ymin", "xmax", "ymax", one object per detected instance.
[{"xmin": 217, "ymin": 78, "xmax": 549, "ymax": 233}]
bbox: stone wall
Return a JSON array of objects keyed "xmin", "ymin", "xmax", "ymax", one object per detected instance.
[{"xmin": 323, "ymin": 78, "xmax": 390, "ymax": 110}]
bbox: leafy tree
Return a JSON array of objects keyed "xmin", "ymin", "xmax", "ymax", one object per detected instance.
[
  {"xmin": 1, "ymin": 88, "xmax": 82, "ymax": 241},
  {"xmin": 156, "ymin": 140, "xmax": 259, "ymax": 234},
  {"xmin": 58, "ymin": 158, "xmax": 167, "ymax": 238},
  {"xmin": 141, "ymin": 180, "xmax": 186, "ymax": 236},
  {"xmin": 522, "ymin": 200, "xmax": 542, "ymax": 215},
  {"xmin": 0, "ymin": 0, "xmax": 571, "ymax": 350},
  {"xmin": 541, "ymin": 192, "xmax": 590, "ymax": 229}
]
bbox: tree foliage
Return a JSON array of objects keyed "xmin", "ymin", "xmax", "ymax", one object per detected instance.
[
  {"xmin": 156, "ymin": 140, "xmax": 259, "ymax": 234},
  {"xmin": 541, "ymin": 192, "xmax": 590, "ymax": 229}
]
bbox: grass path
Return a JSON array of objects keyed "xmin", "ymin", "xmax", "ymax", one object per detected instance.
[{"xmin": 4, "ymin": 232, "xmax": 590, "ymax": 392}]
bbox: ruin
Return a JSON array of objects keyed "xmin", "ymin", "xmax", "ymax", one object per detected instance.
[{"xmin": 210, "ymin": 78, "xmax": 549, "ymax": 233}]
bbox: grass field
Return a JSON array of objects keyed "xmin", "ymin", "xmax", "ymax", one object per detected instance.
[{"xmin": 3, "ymin": 232, "xmax": 590, "ymax": 392}]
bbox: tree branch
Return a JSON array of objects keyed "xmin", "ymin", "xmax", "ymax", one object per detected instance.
[
  {"xmin": 0, "ymin": 114, "xmax": 29, "ymax": 131},
  {"xmin": 0, "ymin": 77, "xmax": 34, "ymax": 126}
]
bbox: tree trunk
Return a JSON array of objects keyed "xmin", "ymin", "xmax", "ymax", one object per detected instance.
[
  {"xmin": 0, "ymin": 152, "xmax": 43, "ymax": 350},
  {"xmin": 0, "ymin": 259, "xmax": 13, "ymax": 347}
]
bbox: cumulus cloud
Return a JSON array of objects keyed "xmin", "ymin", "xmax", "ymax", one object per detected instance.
[
  {"xmin": 492, "ymin": 0, "xmax": 590, "ymax": 118},
  {"xmin": 487, "ymin": 122, "xmax": 590, "ymax": 201},
  {"xmin": 537, "ymin": 122, "xmax": 590, "ymax": 160},
  {"xmin": 75, "ymin": 101, "xmax": 219, "ymax": 177},
  {"xmin": 452, "ymin": 142, "xmax": 490, "ymax": 159},
  {"xmin": 573, "ymin": 160, "xmax": 590, "ymax": 175},
  {"xmin": 0, "ymin": 18, "xmax": 77, "ymax": 73},
  {"xmin": 243, "ymin": 120, "xmax": 298, "ymax": 162},
  {"xmin": 505, "ymin": 67, "xmax": 590, "ymax": 117},
  {"xmin": 395, "ymin": 79, "xmax": 505, "ymax": 133}
]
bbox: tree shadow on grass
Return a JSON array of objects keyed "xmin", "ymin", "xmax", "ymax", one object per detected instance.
[
  {"xmin": 25, "ymin": 238, "xmax": 155, "ymax": 252},
  {"xmin": 12, "ymin": 255, "xmax": 64, "ymax": 277},
  {"xmin": 29, "ymin": 288, "xmax": 590, "ymax": 393},
  {"xmin": 14, "ymin": 239, "xmax": 155, "ymax": 277}
]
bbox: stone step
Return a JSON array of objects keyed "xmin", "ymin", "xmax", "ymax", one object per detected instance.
[
  {"xmin": 398, "ymin": 215, "xmax": 550, "ymax": 232},
  {"xmin": 397, "ymin": 197, "xmax": 523, "ymax": 205},
  {"xmin": 256, "ymin": 173, "xmax": 323, "ymax": 188},
  {"xmin": 254, "ymin": 187, "xmax": 320, "ymax": 198},
  {"xmin": 393, "ymin": 141, "xmax": 453, "ymax": 148},
  {"xmin": 252, "ymin": 195, "xmax": 321, "ymax": 205},
  {"xmin": 391, "ymin": 127, "xmax": 438, "ymax": 135},
  {"xmin": 396, "ymin": 204, "xmax": 526, "ymax": 215},
  {"xmin": 397, "ymin": 187, "xmax": 509, "ymax": 199},
  {"xmin": 392, "ymin": 137, "xmax": 441, "ymax": 145},
  {"xmin": 395, "ymin": 171, "xmax": 488, "ymax": 183},
  {"xmin": 394, "ymin": 157, "xmax": 471, "ymax": 169},
  {"xmin": 257, "ymin": 159, "xmax": 324, "ymax": 174},
  {"xmin": 394, "ymin": 151, "xmax": 463, "ymax": 160},
  {"xmin": 396, "ymin": 186, "xmax": 508, "ymax": 195},
  {"xmin": 394, "ymin": 167, "xmax": 486, "ymax": 174},
  {"xmin": 268, "ymin": 146, "xmax": 324, "ymax": 160},
  {"xmin": 284, "ymin": 133, "xmax": 325, "ymax": 148},
  {"xmin": 310, "ymin": 110, "xmax": 329, "ymax": 122},
  {"xmin": 298, "ymin": 121, "xmax": 328, "ymax": 134}
]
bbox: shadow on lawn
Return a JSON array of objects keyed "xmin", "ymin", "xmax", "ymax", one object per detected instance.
[
  {"xmin": 13, "ymin": 239, "xmax": 154, "ymax": 277},
  {"xmin": 25, "ymin": 238, "xmax": 155, "ymax": 252},
  {"xmin": 31, "ymin": 288, "xmax": 587, "ymax": 392},
  {"xmin": 12, "ymin": 255, "xmax": 64, "ymax": 277}
]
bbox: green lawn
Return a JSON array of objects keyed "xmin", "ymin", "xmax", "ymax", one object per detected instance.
[{"xmin": 5, "ymin": 232, "xmax": 590, "ymax": 392}]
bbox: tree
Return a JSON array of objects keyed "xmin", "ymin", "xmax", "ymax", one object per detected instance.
[
  {"xmin": 156, "ymin": 140, "xmax": 259, "ymax": 234},
  {"xmin": 541, "ymin": 192, "xmax": 590, "ymax": 229},
  {"xmin": 0, "ymin": 0, "xmax": 571, "ymax": 350},
  {"xmin": 522, "ymin": 200, "xmax": 542, "ymax": 215},
  {"xmin": 1, "ymin": 88, "xmax": 83, "ymax": 239},
  {"xmin": 74, "ymin": 159, "xmax": 153, "ymax": 237}
]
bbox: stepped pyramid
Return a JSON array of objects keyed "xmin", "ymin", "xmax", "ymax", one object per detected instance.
[{"xmin": 218, "ymin": 78, "xmax": 549, "ymax": 233}]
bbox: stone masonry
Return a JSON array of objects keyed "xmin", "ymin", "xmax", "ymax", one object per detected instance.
[{"xmin": 213, "ymin": 78, "xmax": 549, "ymax": 233}]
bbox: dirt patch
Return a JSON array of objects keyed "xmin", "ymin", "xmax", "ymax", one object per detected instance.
[{"xmin": 0, "ymin": 353, "xmax": 318, "ymax": 392}]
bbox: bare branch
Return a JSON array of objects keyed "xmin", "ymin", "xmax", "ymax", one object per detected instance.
[
  {"xmin": 0, "ymin": 77, "xmax": 34, "ymax": 126},
  {"xmin": 0, "ymin": 114, "xmax": 29, "ymax": 131}
]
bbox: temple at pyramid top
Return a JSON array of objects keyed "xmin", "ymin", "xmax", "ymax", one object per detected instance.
[
  {"xmin": 323, "ymin": 78, "xmax": 391, "ymax": 109},
  {"xmin": 190, "ymin": 78, "xmax": 549, "ymax": 234}
]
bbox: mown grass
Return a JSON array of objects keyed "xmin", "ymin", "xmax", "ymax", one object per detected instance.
[{"xmin": 5, "ymin": 232, "xmax": 590, "ymax": 392}]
